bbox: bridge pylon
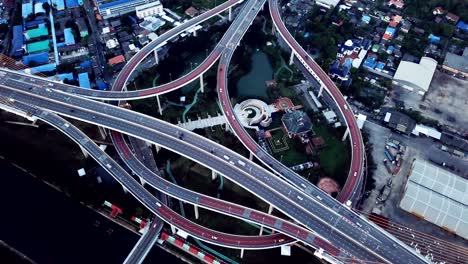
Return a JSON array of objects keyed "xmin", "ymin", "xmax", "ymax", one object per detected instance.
[{"xmin": 289, "ymin": 50, "xmax": 294, "ymax": 65}]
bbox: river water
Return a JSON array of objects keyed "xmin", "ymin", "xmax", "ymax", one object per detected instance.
[{"xmin": 0, "ymin": 157, "xmax": 183, "ymax": 264}]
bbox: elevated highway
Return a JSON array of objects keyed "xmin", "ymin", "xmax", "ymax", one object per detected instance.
[
  {"xmin": 0, "ymin": 82, "xmax": 389, "ymax": 262},
  {"xmin": 3, "ymin": 98, "xmax": 299, "ymax": 250},
  {"xmin": 0, "ymin": 0, "xmax": 428, "ymax": 261}
]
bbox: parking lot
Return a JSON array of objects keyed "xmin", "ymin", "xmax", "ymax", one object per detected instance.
[{"xmin": 360, "ymin": 121, "xmax": 468, "ymax": 247}]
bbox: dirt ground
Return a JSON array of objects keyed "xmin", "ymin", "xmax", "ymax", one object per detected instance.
[{"xmin": 390, "ymin": 71, "xmax": 468, "ymax": 133}]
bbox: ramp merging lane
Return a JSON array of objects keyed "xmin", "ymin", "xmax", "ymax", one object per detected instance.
[
  {"xmin": 0, "ymin": 81, "xmax": 385, "ymax": 262},
  {"xmin": 3, "ymin": 98, "xmax": 297, "ymax": 249},
  {"xmin": 0, "ymin": 0, "xmax": 428, "ymax": 261}
]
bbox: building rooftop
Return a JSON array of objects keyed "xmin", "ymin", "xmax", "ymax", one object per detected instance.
[
  {"xmin": 64, "ymin": 28, "xmax": 76, "ymax": 45},
  {"xmin": 282, "ymin": 110, "xmax": 312, "ymax": 135},
  {"xmin": 400, "ymin": 159, "xmax": 468, "ymax": 239},
  {"xmin": 383, "ymin": 111, "xmax": 416, "ymax": 135},
  {"xmin": 393, "ymin": 57, "xmax": 437, "ymax": 93},
  {"xmin": 443, "ymin": 48, "xmax": 468, "ymax": 74},
  {"xmin": 184, "ymin": 6, "xmax": 199, "ymax": 17},
  {"xmin": 78, "ymin": 72, "xmax": 91, "ymax": 89},
  {"xmin": 26, "ymin": 40, "xmax": 50, "ymax": 54},
  {"xmin": 108, "ymin": 54, "xmax": 126, "ymax": 66},
  {"xmin": 25, "ymin": 27, "xmax": 49, "ymax": 39},
  {"xmin": 22, "ymin": 2, "xmax": 33, "ymax": 18}
]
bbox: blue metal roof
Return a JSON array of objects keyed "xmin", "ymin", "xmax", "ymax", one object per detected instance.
[
  {"xmin": 80, "ymin": 61, "xmax": 92, "ymax": 68},
  {"xmin": 51, "ymin": 0, "xmax": 65, "ymax": 10},
  {"xmin": 23, "ymin": 52, "xmax": 49, "ymax": 66},
  {"xmin": 456, "ymin": 21, "xmax": 468, "ymax": 32},
  {"xmin": 78, "ymin": 72, "xmax": 91, "ymax": 89},
  {"xmin": 99, "ymin": 0, "xmax": 135, "ymax": 9},
  {"xmin": 22, "ymin": 2, "xmax": 33, "ymax": 18},
  {"xmin": 27, "ymin": 63, "xmax": 57, "ymax": 74},
  {"xmin": 64, "ymin": 28, "xmax": 76, "ymax": 45},
  {"xmin": 376, "ymin": 61, "xmax": 385, "ymax": 70},
  {"xmin": 11, "ymin": 25, "xmax": 24, "ymax": 57},
  {"xmin": 363, "ymin": 57, "xmax": 376, "ymax": 69},
  {"xmin": 25, "ymin": 19, "xmax": 46, "ymax": 29},
  {"xmin": 56, "ymin": 73, "xmax": 74, "ymax": 81},
  {"xmin": 96, "ymin": 80, "xmax": 108, "ymax": 90},
  {"xmin": 65, "ymin": 0, "xmax": 79, "ymax": 8}
]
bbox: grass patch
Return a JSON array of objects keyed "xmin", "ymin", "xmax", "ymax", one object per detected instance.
[{"xmin": 314, "ymin": 125, "xmax": 350, "ymax": 183}]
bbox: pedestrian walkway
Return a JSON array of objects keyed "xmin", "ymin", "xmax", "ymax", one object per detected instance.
[{"xmin": 177, "ymin": 113, "xmax": 227, "ymax": 131}]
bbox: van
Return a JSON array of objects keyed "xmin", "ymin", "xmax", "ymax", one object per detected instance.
[{"xmin": 238, "ymin": 160, "xmax": 246, "ymax": 166}]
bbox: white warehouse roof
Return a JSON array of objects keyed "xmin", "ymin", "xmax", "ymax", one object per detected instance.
[
  {"xmin": 392, "ymin": 57, "xmax": 437, "ymax": 94},
  {"xmin": 400, "ymin": 159, "xmax": 468, "ymax": 239}
]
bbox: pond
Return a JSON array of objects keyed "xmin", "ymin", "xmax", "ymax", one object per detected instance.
[{"xmin": 236, "ymin": 50, "xmax": 273, "ymax": 100}]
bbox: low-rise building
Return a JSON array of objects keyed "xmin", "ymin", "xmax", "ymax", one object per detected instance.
[
  {"xmin": 184, "ymin": 6, "xmax": 199, "ymax": 17},
  {"xmin": 282, "ymin": 109, "xmax": 312, "ymax": 143},
  {"xmin": 392, "ymin": 57, "xmax": 437, "ymax": 95},
  {"xmin": 315, "ymin": 0, "xmax": 340, "ymax": 9},
  {"xmin": 97, "ymin": 0, "xmax": 161, "ymax": 19},
  {"xmin": 135, "ymin": 0, "xmax": 164, "ymax": 19},
  {"xmin": 383, "ymin": 111, "xmax": 416, "ymax": 135},
  {"xmin": 442, "ymin": 48, "xmax": 468, "ymax": 78}
]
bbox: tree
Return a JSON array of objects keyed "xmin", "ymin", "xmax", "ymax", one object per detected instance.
[{"xmin": 42, "ymin": 2, "xmax": 51, "ymax": 16}]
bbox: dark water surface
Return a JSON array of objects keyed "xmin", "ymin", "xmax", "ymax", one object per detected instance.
[{"xmin": 0, "ymin": 157, "xmax": 183, "ymax": 264}]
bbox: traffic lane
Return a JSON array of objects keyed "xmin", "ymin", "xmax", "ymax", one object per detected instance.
[
  {"xmin": 4, "ymin": 76, "xmax": 370, "ymax": 250},
  {"xmin": 3, "ymin": 89, "xmax": 380, "ymax": 260},
  {"xmin": 3, "ymin": 82, "xmax": 382, "ymax": 259},
  {"xmin": 113, "ymin": 0, "xmax": 244, "ymax": 91},
  {"xmin": 268, "ymin": 1, "xmax": 425, "ymax": 263},
  {"xmin": 7, "ymin": 100, "xmax": 294, "ymax": 249}
]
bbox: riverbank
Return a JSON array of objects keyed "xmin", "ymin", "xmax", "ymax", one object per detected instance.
[{"xmin": 0, "ymin": 155, "xmax": 185, "ymax": 264}]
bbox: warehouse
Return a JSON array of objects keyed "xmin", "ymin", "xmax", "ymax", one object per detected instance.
[
  {"xmin": 400, "ymin": 159, "xmax": 468, "ymax": 239},
  {"xmin": 392, "ymin": 57, "xmax": 437, "ymax": 95}
]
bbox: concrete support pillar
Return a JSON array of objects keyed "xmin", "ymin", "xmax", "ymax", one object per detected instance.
[
  {"xmin": 259, "ymin": 225, "xmax": 264, "ymax": 236},
  {"xmin": 193, "ymin": 29, "xmax": 197, "ymax": 37},
  {"xmin": 249, "ymin": 152, "xmax": 253, "ymax": 161},
  {"xmin": 268, "ymin": 204, "xmax": 274, "ymax": 215},
  {"xmin": 156, "ymin": 95, "xmax": 162, "ymax": 116},
  {"xmin": 154, "ymin": 50, "xmax": 159, "ymax": 64},
  {"xmin": 225, "ymin": 123, "xmax": 229, "ymax": 132},
  {"xmin": 228, "ymin": 7, "xmax": 232, "ymax": 21},
  {"xmin": 139, "ymin": 177, "xmax": 147, "ymax": 187},
  {"xmin": 154, "ymin": 144, "xmax": 161, "ymax": 153},
  {"xmin": 240, "ymin": 249, "xmax": 245, "ymax": 259},
  {"xmin": 98, "ymin": 126, "xmax": 107, "ymax": 140},
  {"xmin": 123, "ymin": 186, "xmax": 128, "ymax": 194},
  {"xmin": 200, "ymin": 75, "xmax": 204, "ymax": 93},
  {"xmin": 289, "ymin": 50, "xmax": 294, "ymax": 65},
  {"xmin": 80, "ymin": 145, "xmax": 89, "ymax": 159},
  {"xmin": 212, "ymin": 170, "xmax": 218, "ymax": 181},
  {"xmin": 194, "ymin": 205, "xmax": 199, "ymax": 220},
  {"xmin": 342, "ymin": 128, "xmax": 349, "ymax": 141},
  {"xmin": 318, "ymin": 85, "xmax": 324, "ymax": 98},
  {"xmin": 271, "ymin": 23, "xmax": 275, "ymax": 35},
  {"xmin": 170, "ymin": 224, "xmax": 176, "ymax": 234}
]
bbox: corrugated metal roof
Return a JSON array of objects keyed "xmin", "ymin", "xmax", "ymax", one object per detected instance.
[
  {"xmin": 25, "ymin": 27, "xmax": 49, "ymax": 39},
  {"xmin": 400, "ymin": 159, "xmax": 468, "ymax": 239},
  {"xmin": 26, "ymin": 40, "xmax": 50, "ymax": 54},
  {"xmin": 393, "ymin": 57, "xmax": 437, "ymax": 92}
]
